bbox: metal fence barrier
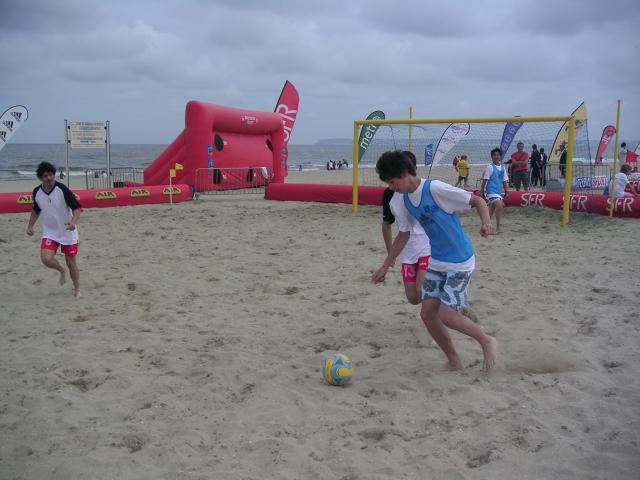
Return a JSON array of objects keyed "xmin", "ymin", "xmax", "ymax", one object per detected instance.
[
  {"xmin": 85, "ymin": 167, "xmax": 145, "ymax": 190},
  {"xmin": 543, "ymin": 163, "xmax": 611, "ymax": 195},
  {"xmin": 194, "ymin": 167, "xmax": 272, "ymax": 195}
]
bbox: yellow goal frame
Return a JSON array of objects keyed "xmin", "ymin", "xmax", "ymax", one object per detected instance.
[{"xmin": 352, "ymin": 115, "xmax": 576, "ymax": 226}]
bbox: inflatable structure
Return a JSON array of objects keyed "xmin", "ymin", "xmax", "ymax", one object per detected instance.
[{"xmin": 144, "ymin": 101, "xmax": 287, "ymax": 189}]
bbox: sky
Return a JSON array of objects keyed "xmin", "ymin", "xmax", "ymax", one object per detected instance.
[{"xmin": 1, "ymin": 0, "xmax": 639, "ymax": 145}]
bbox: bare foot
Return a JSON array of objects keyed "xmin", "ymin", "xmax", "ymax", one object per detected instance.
[
  {"xmin": 481, "ymin": 336, "xmax": 498, "ymax": 372},
  {"xmin": 59, "ymin": 270, "xmax": 66, "ymax": 286},
  {"xmin": 74, "ymin": 289, "xmax": 82, "ymax": 298},
  {"xmin": 435, "ymin": 359, "xmax": 464, "ymax": 372}
]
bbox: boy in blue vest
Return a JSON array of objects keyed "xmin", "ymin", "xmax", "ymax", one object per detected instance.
[
  {"xmin": 479, "ymin": 148, "xmax": 509, "ymax": 233},
  {"xmin": 372, "ymin": 151, "xmax": 498, "ymax": 372}
]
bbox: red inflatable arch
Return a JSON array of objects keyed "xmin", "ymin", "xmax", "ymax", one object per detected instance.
[{"xmin": 144, "ymin": 101, "xmax": 287, "ymax": 189}]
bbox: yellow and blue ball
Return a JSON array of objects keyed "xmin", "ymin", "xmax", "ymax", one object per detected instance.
[{"xmin": 323, "ymin": 353, "xmax": 353, "ymax": 386}]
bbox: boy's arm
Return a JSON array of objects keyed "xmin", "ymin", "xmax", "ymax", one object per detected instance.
[
  {"xmin": 372, "ymin": 231, "xmax": 410, "ymax": 283},
  {"xmin": 26, "ymin": 210, "xmax": 39, "ymax": 236},
  {"xmin": 469, "ymin": 194, "xmax": 494, "ymax": 237},
  {"xmin": 503, "ymin": 181, "xmax": 509, "ymax": 196},
  {"xmin": 480, "ymin": 179, "xmax": 488, "ymax": 196},
  {"xmin": 382, "ymin": 222, "xmax": 393, "ymax": 255},
  {"xmin": 66, "ymin": 208, "xmax": 82, "ymax": 230}
]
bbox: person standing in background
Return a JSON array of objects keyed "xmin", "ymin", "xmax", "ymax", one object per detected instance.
[
  {"xmin": 539, "ymin": 147, "xmax": 548, "ymax": 187},
  {"xmin": 510, "ymin": 142, "xmax": 530, "ymax": 191},
  {"xmin": 618, "ymin": 142, "xmax": 627, "ymax": 166},
  {"xmin": 529, "ymin": 144, "xmax": 541, "ymax": 188}
]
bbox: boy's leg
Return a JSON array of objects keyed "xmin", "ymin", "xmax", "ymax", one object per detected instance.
[
  {"xmin": 420, "ymin": 299, "xmax": 463, "ymax": 371},
  {"xmin": 40, "ymin": 248, "xmax": 66, "ymax": 285},
  {"xmin": 494, "ymin": 200, "xmax": 504, "ymax": 232},
  {"xmin": 436, "ymin": 304, "xmax": 497, "ymax": 371},
  {"xmin": 64, "ymin": 255, "xmax": 80, "ymax": 296}
]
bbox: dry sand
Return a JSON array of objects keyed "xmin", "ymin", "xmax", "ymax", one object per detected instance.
[{"xmin": 1, "ymin": 170, "xmax": 639, "ymax": 479}]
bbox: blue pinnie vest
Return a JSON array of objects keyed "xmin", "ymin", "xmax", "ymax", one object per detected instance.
[
  {"xmin": 403, "ymin": 180, "xmax": 474, "ymax": 264},
  {"xmin": 487, "ymin": 164, "xmax": 505, "ymax": 196}
]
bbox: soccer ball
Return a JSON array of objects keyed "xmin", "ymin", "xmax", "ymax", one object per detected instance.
[{"xmin": 323, "ymin": 353, "xmax": 353, "ymax": 386}]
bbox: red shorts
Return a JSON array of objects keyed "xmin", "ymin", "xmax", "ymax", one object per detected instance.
[
  {"xmin": 41, "ymin": 238, "xmax": 78, "ymax": 256},
  {"xmin": 401, "ymin": 256, "xmax": 430, "ymax": 283}
]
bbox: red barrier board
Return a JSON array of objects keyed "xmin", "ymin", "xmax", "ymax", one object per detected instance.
[
  {"xmin": 265, "ymin": 183, "xmax": 640, "ymax": 218},
  {"xmin": 0, "ymin": 184, "xmax": 192, "ymax": 214}
]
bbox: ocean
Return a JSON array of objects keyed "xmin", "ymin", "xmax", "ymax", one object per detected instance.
[{"xmin": 0, "ymin": 140, "xmax": 628, "ymax": 181}]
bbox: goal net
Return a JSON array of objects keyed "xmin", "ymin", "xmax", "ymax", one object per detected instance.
[{"xmin": 352, "ymin": 115, "xmax": 601, "ymax": 224}]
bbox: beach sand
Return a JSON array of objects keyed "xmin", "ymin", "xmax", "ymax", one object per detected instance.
[{"xmin": 1, "ymin": 170, "xmax": 639, "ymax": 479}]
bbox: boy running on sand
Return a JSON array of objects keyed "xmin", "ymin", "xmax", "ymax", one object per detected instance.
[
  {"xmin": 480, "ymin": 148, "xmax": 509, "ymax": 233},
  {"xmin": 372, "ymin": 151, "xmax": 498, "ymax": 372},
  {"xmin": 381, "ymin": 151, "xmax": 430, "ymax": 304},
  {"xmin": 26, "ymin": 162, "xmax": 82, "ymax": 296}
]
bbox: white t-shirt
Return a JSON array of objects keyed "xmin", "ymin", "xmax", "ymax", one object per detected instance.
[
  {"xmin": 33, "ymin": 182, "xmax": 80, "ymax": 245},
  {"xmin": 610, "ymin": 172, "xmax": 630, "ymax": 198},
  {"xmin": 389, "ymin": 192, "xmax": 430, "ymax": 263},
  {"xmin": 394, "ymin": 179, "xmax": 475, "ymax": 272},
  {"xmin": 482, "ymin": 164, "xmax": 509, "ymax": 198}
]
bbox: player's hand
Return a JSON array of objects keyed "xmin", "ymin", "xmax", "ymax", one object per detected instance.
[
  {"xmin": 371, "ymin": 265, "xmax": 388, "ymax": 284},
  {"xmin": 65, "ymin": 221, "xmax": 76, "ymax": 231},
  {"xmin": 26, "ymin": 226, "xmax": 34, "ymax": 236},
  {"xmin": 480, "ymin": 222, "xmax": 494, "ymax": 237}
]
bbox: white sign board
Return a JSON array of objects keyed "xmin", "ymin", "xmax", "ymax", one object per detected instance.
[{"xmin": 69, "ymin": 121, "xmax": 106, "ymax": 149}]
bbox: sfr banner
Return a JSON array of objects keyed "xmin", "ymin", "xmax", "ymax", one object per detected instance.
[
  {"xmin": 274, "ymin": 80, "xmax": 300, "ymax": 176},
  {"xmin": 595, "ymin": 125, "xmax": 616, "ymax": 163}
]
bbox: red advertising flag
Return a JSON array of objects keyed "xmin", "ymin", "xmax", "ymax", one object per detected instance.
[
  {"xmin": 626, "ymin": 149, "xmax": 638, "ymax": 164},
  {"xmin": 274, "ymin": 81, "xmax": 300, "ymax": 176},
  {"xmin": 595, "ymin": 125, "xmax": 616, "ymax": 164}
]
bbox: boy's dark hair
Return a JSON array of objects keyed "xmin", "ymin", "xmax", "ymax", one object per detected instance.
[
  {"xmin": 36, "ymin": 162, "xmax": 56, "ymax": 179},
  {"xmin": 401, "ymin": 150, "xmax": 417, "ymax": 168},
  {"xmin": 621, "ymin": 164, "xmax": 632, "ymax": 173},
  {"xmin": 376, "ymin": 150, "xmax": 416, "ymax": 182},
  {"xmin": 490, "ymin": 147, "xmax": 502, "ymax": 157}
]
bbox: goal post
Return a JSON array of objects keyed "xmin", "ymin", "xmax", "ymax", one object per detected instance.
[{"xmin": 351, "ymin": 114, "xmax": 579, "ymax": 226}]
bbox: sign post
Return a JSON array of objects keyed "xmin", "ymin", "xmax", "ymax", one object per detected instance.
[{"xmin": 67, "ymin": 120, "xmax": 110, "ymax": 187}]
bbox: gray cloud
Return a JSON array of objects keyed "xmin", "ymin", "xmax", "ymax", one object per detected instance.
[{"xmin": 0, "ymin": 0, "xmax": 639, "ymax": 145}]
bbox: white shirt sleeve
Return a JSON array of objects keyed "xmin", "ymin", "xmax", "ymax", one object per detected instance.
[
  {"xmin": 390, "ymin": 194, "xmax": 416, "ymax": 232},
  {"xmin": 502, "ymin": 168, "xmax": 509, "ymax": 183},
  {"xmin": 429, "ymin": 180, "xmax": 472, "ymax": 214},
  {"xmin": 482, "ymin": 165, "xmax": 493, "ymax": 180}
]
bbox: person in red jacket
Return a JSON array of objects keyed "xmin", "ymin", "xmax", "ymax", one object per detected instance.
[{"xmin": 510, "ymin": 142, "xmax": 529, "ymax": 191}]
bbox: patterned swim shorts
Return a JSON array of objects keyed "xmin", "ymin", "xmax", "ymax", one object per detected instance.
[{"xmin": 422, "ymin": 269, "xmax": 473, "ymax": 311}]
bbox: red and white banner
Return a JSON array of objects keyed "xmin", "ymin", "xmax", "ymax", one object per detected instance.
[
  {"xmin": 626, "ymin": 149, "xmax": 638, "ymax": 164},
  {"xmin": 433, "ymin": 123, "xmax": 470, "ymax": 165},
  {"xmin": 595, "ymin": 125, "xmax": 615, "ymax": 163},
  {"xmin": 501, "ymin": 191, "xmax": 640, "ymax": 217},
  {"xmin": 274, "ymin": 80, "xmax": 300, "ymax": 176}
]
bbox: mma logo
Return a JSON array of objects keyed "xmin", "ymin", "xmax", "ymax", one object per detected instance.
[
  {"xmin": 0, "ymin": 131, "xmax": 6, "ymax": 142},
  {"xmin": 163, "ymin": 186, "xmax": 181, "ymax": 195},
  {"xmin": 2, "ymin": 121, "xmax": 14, "ymax": 132},
  {"xmin": 95, "ymin": 191, "xmax": 117, "ymax": 200},
  {"xmin": 130, "ymin": 188, "xmax": 150, "ymax": 198},
  {"xmin": 10, "ymin": 111, "xmax": 22, "ymax": 121},
  {"xmin": 17, "ymin": 194, "xmax": 33, "ymax": 204}
]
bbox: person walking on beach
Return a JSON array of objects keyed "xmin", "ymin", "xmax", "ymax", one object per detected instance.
[
  {"xmin": 455, "ymin": 155, "xmax": 469, "ymax": 188},
  {"xmin": 381, "ymin": 151, "xmax": 431, "ymax": 305},
  {"xmin": 539, "ymin": 147, "xmax": 548, "ymax": 187},
  {"xmin": 480, "ymin": 148, "xmax": 509, "ymax": 233},
  {"xmin": 510, "ymin": 142, "xmax": 529, "ymax": 191},
  {"xmin": 529, "ymin": 144, "xmax": 542, "ymax": 187},
  {"xmin": 372, "ymin": 150, "xmax": 498, "ymax": 373},
  {"xmin": 558, "ymin": 142, "xmax": 567, "ymax": 178},
  {"xmin": 26, "ymin": 162, "xmax": 82, "ymax": 297}
]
